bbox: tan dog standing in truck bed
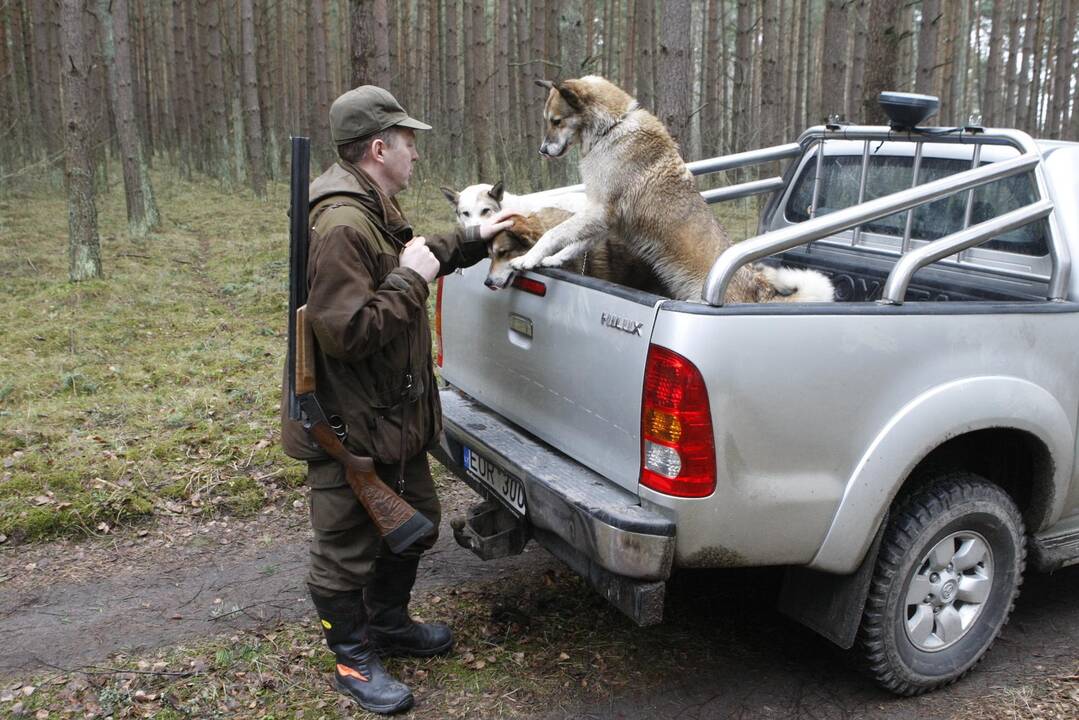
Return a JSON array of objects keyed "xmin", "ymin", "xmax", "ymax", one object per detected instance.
[{"xmin": 510, "ymin": 75, "xmax": 834, "ymax": 304}]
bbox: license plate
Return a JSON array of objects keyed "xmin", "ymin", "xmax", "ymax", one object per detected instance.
[{"xmin": 463, "ymin": 446, "xmax": 526, "ymax": 516}]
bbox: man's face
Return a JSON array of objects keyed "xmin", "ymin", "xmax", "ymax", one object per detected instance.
[{"xmin": 380, "ymin": 128, "xmax": 418, "ymax": 196}]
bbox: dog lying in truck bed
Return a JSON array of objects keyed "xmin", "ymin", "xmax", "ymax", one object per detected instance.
[
  {"xmin": 479, "ymin": 207, "xmax": 664, "ymax": 292},
  {"xmin": 510, "ymin": 75, "xmax": 835, "ymax": 304}
]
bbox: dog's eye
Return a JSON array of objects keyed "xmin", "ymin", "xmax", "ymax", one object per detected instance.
[
  {"xmin": 462, "ymin": 211, "xmax": 470, "ymax": 217},
  {"xmin": 551, "ymin": 118, "xmax": 562, "ymax": 127},
  {"xmin": 481, "ymin": 208, "xmax": 491, "ymax": 216}
]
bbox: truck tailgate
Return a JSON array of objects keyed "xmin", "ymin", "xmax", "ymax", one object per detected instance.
[{"xmin": 439, "ymin": 264, "xmax": 664, "ymax": 494}]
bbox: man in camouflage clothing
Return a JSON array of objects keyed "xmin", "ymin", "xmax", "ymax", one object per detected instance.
[{"xmin": 281, "ymin": 86, "xmax": 511, "ymax": 714}]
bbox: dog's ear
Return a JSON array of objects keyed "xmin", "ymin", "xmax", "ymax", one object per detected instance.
[
  {"xmin": 535, "ymin": 79, "xmax": 555, "ymax": 90},
  {"xmin": 439, "ymin": 186, "xmax": 460, "ymax": 207},
  {"xmin": 488, "ymin": 181, "xmax": 505, "ymax": 203},
  {"xmin": 555, "ymin": 82, "xmax": 584, "ymax": 112}
]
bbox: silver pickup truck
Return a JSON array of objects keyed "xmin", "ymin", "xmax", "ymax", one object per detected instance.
[{"xmin": 430, "ymin": 103, "xmax": 1079, "ymax": 695}]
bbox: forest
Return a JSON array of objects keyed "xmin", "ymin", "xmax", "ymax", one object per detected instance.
[{"xmin": 1, "ymin": 0, "xmax": 1078, "ymax": 280}]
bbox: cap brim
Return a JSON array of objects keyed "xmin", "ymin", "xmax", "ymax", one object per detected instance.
[{"xmin": 396, "ymin": 116, "xmax": 432, "ymax": 131}]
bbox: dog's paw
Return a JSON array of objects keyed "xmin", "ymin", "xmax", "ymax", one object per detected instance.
[
  {"xmin": 509, "ymin": 255, "xmax": 538, "ymax": 271},
  {"xmin": 539, "ymin": 255, "xmax": 566, "ymax": 267}
]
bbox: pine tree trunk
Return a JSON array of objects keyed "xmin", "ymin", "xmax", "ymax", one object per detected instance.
[
  {"xmin": 203, "ymin": 0, "xmax": 233, "ymax": 180},
  {"xmin": 847, "ymin": 0, "xmax": 868, "ymax": 122},
  {"xmin": 760, "ymin": 0, "xmax": 781, "ymax": 145},
  {"xmin": 238, "ymin": 0, "xmax": 265, "ymax": 196},
  {"xmin": 657, "ymin": 0, "xmax": 691, "ymax": 148},
  {"xmin": 59, "ymin": 0, "xmax": 102, "ymax": 281},
  {"xmin": 375, "ymin": 0, "xmax": 390, "ymax": 87},
  {"xmin": 95, "ymin": 0, "xmax": 160, "ymax": 236},
  {"xmin": 916, "ymin": 0, "xmax": 941, "ymax": 98},
  {"xmin": 446, "ymin": 0, "xmax": 463, "ymax": 182},
  {"xmin": 703, "ymin": 0, "xmax": 721, "ymax": 153},
  {"xmin": 984, "ymin": 0, "xmax": 1006, "ymax": 124},
  {"xmin": 471, "ymin": 0, "xmax": 489, "ymax": 179},
  {"xmin": 311, "ymin": 0, "xmax": 331, "ymax": 163},
  {"xmin": 1049, "ymin": 0, "xmax": 1076, "ymax": 137},
  {"xmin": 633, "ymin": 0, "xmax": 653, "ymax": 107},
  {"xmin": 820, "ymin": 0, "xmax": 848, "ymax": 123},
  {"xmin": 497, "ymin": 0, "xmax": 511, "ymax": 166},
  {"xmin": 560, "ymin": 0, "xmax": 583, "ymax": 76},
  {"xmin": 624, "ymin": 0, "xmax": 636, "ymax": 90},
  {"xmin": 1003, "ymin": 0, "xmax": 1022, "ymax": 127},
  {"xmin": 733, "ymin": 0, "xmax": 751, "ymax": 151},
  {"xmin": 794, "ymin": 0, "xmax": 808, "ymax": 127},
  {"xmin": 349, "ymin": 0, "xmax": 374, "ymax": 87},
  {"xmin": 951, "ymin": 0, "xmax": 969, "ymax": 124},
  {"xmin": 861, "ymin": 0, "xmax": 902, "ymax": 123},
  {"xmin": 30, "ymin": 0, "xmax": 63, "ymax": 158},
  {"xmin": 1026, "ymin": 0, "xmax": 1046, "ymax": 133}
]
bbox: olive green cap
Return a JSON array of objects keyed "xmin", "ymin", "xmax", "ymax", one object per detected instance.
[{"xmin": 329, "ymin": 85, "xmax": 432, "ymax": 145}]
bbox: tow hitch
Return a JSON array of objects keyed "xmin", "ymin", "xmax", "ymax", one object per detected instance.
[{"xmin": 450, "ymin": 500, "xmax": 530, "ymax": 560}]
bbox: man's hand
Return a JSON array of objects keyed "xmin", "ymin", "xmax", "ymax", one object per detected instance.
[
  {"xmin": 399, "ymin": 237, "xmax": 440, "ymax": 282},
  {"xmin": 478, "ymin": 211, "xmax": 516, "ymax": 241}
]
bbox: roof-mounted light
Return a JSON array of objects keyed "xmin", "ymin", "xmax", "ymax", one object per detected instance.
[{"xmin": 879, "ymin": 92, "xmax": 940, "ymax": 130}]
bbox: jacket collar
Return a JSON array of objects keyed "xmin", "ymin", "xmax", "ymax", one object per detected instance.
[{"xmin": 308, "ymin": 161, "xmax": 413, "ymax": 245}]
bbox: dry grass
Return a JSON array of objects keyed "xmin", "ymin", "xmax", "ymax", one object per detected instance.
[{"xmin": 0, "ymin": 170, "xmax": 457, "ymax": 544}]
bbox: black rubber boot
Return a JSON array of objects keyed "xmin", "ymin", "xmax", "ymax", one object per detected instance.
[
  {"xmin": 308, "ymin": 587, "xmax": 414, "ymax": 715},
  {"xmin": 366, "ymin": 557, "xmax": 454, "ymax": 658}
]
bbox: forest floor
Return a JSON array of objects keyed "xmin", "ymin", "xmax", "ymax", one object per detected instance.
[{"xmin": 0, "ymin": 171, "xmax": 1075, "ymax": 718}]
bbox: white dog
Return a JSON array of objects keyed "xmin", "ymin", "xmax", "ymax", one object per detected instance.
[{"xmin": 440, "ymin": 181, "xmax": 588, "ymax": 228}]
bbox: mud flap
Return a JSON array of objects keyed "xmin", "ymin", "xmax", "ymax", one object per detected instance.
[{"xmin": 777, "ymin": 512, "xmax": 888, "ymax": 649}]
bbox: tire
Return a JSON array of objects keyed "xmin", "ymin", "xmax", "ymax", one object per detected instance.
[{"xmin": 858, "ymin": 472, "xmax": 1026, "ymax": 695}]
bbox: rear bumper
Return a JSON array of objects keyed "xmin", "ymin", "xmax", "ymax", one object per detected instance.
[{"xmin": 433, "ymin": 387, "xmax": 675, "ymax": 582}]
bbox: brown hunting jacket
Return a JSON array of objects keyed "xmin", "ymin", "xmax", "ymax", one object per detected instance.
[{"xmin": 280, "ymin": 160, "xmax": 485, "ymax": 466}]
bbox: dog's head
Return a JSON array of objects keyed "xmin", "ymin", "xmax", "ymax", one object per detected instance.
[
  {"xmin": 484, "ymin": 216, "xmax": 535, "ymax": 290},
  {"xmin": 440, "ymin": 182, "xmax": 505, "ymax": 228},
  {"xmin": 483, "ymin": 208, "xmax": 573, "ymax": 290},
  {"xmin": 536, "ymin": 76, "xmax": 635, "ymax": 159}
]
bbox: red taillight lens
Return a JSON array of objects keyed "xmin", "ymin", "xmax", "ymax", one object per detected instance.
[
  {"xmin": 511, "ymin": 275, "xmax": 547, "ymax": 296},
  {"xmin": 640, "ymin": 344, "xmax": 716, "ymax": 497},
  {"xmin": 435, "ymin": 277, "xmax": 444, "ymax": 368}
]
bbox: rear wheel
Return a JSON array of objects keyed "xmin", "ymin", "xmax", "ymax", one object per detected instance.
[{"xmin": 858, "ymin": 473, "xmax": 1025, "ymax": 695}]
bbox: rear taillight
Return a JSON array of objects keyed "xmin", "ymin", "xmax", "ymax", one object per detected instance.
[
  {"xmin": 512, "ymin": 275, "xmax": 547, "ymax": 296},
  {"xmin": 640, "ymin": 344, "xmax": 716, "ymax": 498},
  {"xmin": 435, "ymin": 277, "xmax": 444, "ymax": 367}
]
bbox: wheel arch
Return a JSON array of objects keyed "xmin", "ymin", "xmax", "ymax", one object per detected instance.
[{"xmin": 810, "ymin": 376, "xmax": 1072, "ymax": 574}]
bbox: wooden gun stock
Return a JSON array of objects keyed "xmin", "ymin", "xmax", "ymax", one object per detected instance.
[
  {"xmin": 294, "ymin": 305, "xmax": 316, "ymax": 396},
  {"xmin": 294, "ymin": 305, "xmax": 433, "ymax": 554}
]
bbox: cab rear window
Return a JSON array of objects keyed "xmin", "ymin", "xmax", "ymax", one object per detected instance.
[{"xmin": 786, "ymin": 154, "xmax": 1048, "ymax": 256}]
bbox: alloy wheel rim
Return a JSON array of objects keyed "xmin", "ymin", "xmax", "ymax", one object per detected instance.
[{"xmin": 903, "ymin": 530, "xmax": 994, "ymax": 652}]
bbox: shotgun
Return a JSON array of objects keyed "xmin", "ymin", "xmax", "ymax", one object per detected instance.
[{"xmin": 287, "ymin": 136, "xmax": 433, "ymax": 555}]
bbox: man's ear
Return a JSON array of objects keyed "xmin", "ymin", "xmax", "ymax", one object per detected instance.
[
  {"xmin": 556, "ymin": 82, "xmax": 584, "ymax": 112},
  {"xmin": 535, "ymin": 79, "xmax": 555, "ymax": 90},
  {"xmin": 488, "ymin": 181, "xmax": 504, "ymax": 203},
  {"xmin": 440, "ymin": 186, "xmax": 460, "ymax": 207}
]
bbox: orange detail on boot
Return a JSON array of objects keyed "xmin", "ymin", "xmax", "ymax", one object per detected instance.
[{"xmin": 336, "ymin": 663, "xmax": 370, "ymax": 682}]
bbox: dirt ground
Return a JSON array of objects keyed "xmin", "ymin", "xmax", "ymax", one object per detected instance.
[{"xmin": 1, "ymin": 478, "xmax": 1076, "ymax": 719}]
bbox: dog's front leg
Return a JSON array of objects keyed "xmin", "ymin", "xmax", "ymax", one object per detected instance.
[
  {"xmin": 509, "ymin": 207, "xmax": 606, "ymax": 271},
  {"xmin": 539, "ymin": 240, "xmax": 590, "ymax": 267}
]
